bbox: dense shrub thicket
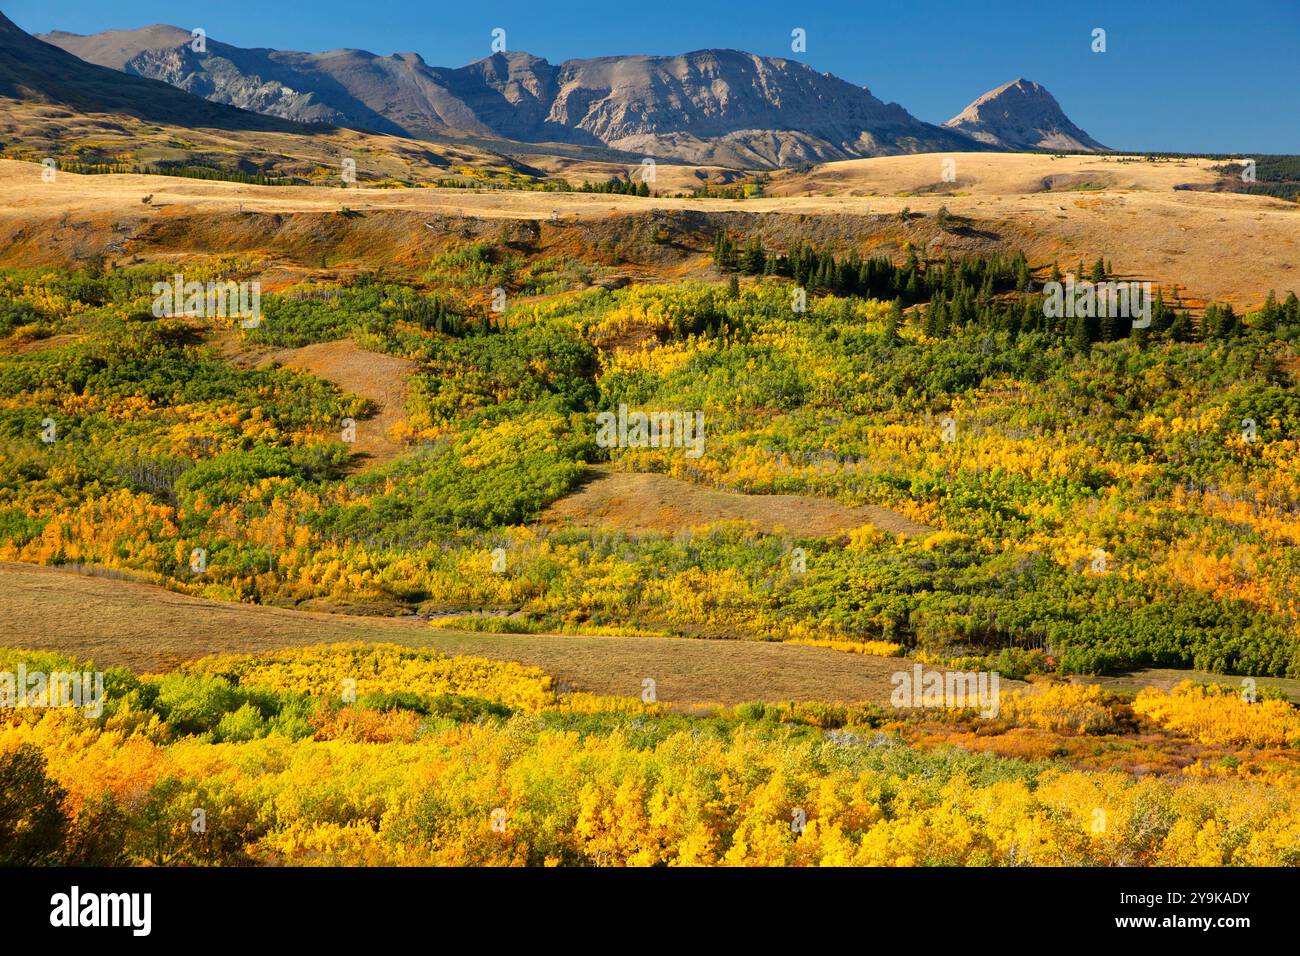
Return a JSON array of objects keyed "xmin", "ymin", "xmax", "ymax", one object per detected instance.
[{"xmin": 3, "ymin": 254, "xmax": 1300, "ymax": 676}]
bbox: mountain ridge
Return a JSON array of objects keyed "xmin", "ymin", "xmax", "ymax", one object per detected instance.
[
  {"xmin": 0, "ymin": 13, "xmax": 544, "ymax": 190},
  {"xmin": 39, "ymin": 25, "xmax": 1040, "ymax": 167},
  {"xmin": 31, "ymin": 21, "xmax": 1109, "ymax": 168}
]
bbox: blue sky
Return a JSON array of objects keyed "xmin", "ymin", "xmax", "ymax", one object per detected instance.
[{"xmin": 8, "ymin": 0, "xmax": 1299, "ymax": 153}]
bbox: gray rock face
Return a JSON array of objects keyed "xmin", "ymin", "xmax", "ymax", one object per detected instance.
[
  {"xmin": 41, "ymin": 25, "xmax": 408, "ymax": 135},
  {"xmin": 0, "ymin": 14, "xmax": 295, "ymax": 131},
  {"xmin": 42, "ymin": 27, "xmax": 982, "ymax": 166},
  {"xmin": 944, "ymin": 78, "xmax": 1106, "ymax": 152}
]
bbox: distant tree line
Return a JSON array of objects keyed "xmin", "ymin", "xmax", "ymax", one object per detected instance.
[
  {"xmin": 134, "ymin": 164, "xmax": 294, "ymax": 186},
  {"xmin": 1211, "ymin": 156, "xmax": 1300, "ymax": 202},
  {"xmin": 577, "ymin": 178, "xmax": 652, "ymax": 197},
  {"xmin": 38, "ymin": 159, "xmax": 297, "ymax": 186},
  {"xmin": 712, "ymin": 233, "xmax": 1300, "ymax": 348}
]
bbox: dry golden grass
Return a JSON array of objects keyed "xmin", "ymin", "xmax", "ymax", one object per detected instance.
[
  {"xmin": 542, "ymin": 466, "xmax": 931, "ymax": 538},
  {"xmin": 1, "ymin": 331, "xmax": 79, "ymax": 354},
  {"xmin": 217, "ymin": 337, "xmax": 413, "ymax": 467},
  {"xmin": 765, "ymin": 151, "xmax": 1214, "ymax": 197},
  {"xmin": 1, "ymin": 151, "xmax": 1294, "ymax": 306},
  {"xmin": 0, "ymin": 561, "xmax": 970, "ymax": 705},
  {"xmin": 5, "ymin": 566, "xmax": 1290, "ymax": 704},
  {"xmin": 516, "ymin": 152, "xmax": 751, "ymax": 192},
  {"xmin": 0, "ymin": 98, "xmax": 518, "ymax": 185},
  {"xmin": 761, "ymin": 152, "xmax": 1300, "ymax": 309}
]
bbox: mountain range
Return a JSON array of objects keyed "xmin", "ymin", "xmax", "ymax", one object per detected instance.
[
  {"xmin": 0, "ymin": 14, "xmax": 295, "ymax": 132},
  {"xmin": 38, "ymin": 23, "xmax": 1108, "ymax": 167},
  {"xmin": 0, "ymin": 12, "xmax": 534, "ymax": 188}
]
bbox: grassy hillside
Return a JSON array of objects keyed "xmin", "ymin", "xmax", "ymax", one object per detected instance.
[
  {"xmin": 3, "ymin": 158, "xmax": 1300, "ymax": 870},
  {"xmin": 2, "ymin": 250, "xmax": 1300, "ymax": 679},
  {"xmin": 0, "ymin": 562, "xmax": 941, "ymax": 705}
]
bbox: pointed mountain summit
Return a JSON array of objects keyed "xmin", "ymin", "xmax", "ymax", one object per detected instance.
[{"xmin": 944, "ymin": 78, "xmax": 1106, "ymax": 152}]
